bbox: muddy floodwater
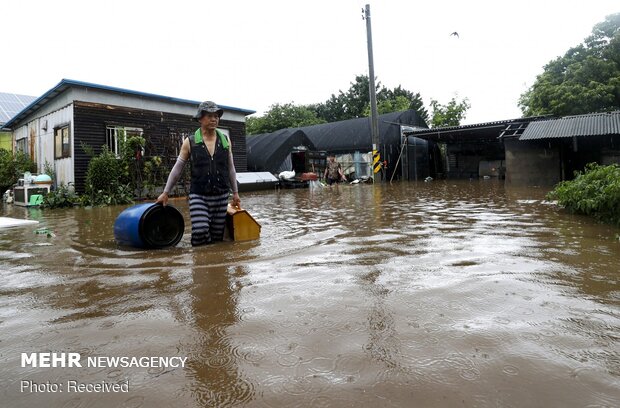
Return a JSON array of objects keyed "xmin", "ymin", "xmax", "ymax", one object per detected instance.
[{"xmin": 1, "ymin": 181, "xmax": 619, "ymax": 407}]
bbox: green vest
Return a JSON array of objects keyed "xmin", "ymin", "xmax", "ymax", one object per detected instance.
[{"xmin": 194, "ymin": 129, "xmax": 229, "ymax": 149}]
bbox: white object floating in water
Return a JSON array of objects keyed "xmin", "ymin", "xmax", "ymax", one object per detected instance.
[
  {"xmin": 278, "ymin": 171, "xmax": 296, "ymax": 180},
  {"xmin": 0, "ymin": 217, "xmax": 39, "ymax": 229}
]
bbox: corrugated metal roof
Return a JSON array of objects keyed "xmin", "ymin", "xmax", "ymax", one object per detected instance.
[
  {"xmin": 408, "ymin": 118, "xmax": 516, "ymax": 134},
  {"xmin": 519, "ymin": 111, "xmax": 620, "ymax": 141},
  {"xmin": 3, "ymin": 79, "xmax": 255, "ymax": 129},
  {"xmin": 0, "ymin": 92, "xmax": 37, "ymax": 125}
]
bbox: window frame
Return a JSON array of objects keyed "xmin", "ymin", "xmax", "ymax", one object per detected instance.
[
  {"xmin": 105, "ymin": 125, "xmax": 144, "ymax": 157},
  {"xmin": 16, "ymin": 137, "xmax": 28, "ymax": 154},
  {"xmin": 54, "ymin": 124, "xmax": 71, "ymax": 159}
]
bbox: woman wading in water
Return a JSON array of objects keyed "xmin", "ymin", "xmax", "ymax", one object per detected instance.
[{"xmin": 156, "ymin": 101, "xmax": 240, "ymax": 246}]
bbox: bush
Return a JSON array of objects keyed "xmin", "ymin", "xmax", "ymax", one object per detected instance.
[
  {"xmin": 85, "ymin": 146, "xmax": 122, "ymax": 193},
  {"xmin": 43, "ymin": 160, "xmax": 56, "ymax": 184},
  {"xmin": 83, "ymin": 146, "xmax": 133, "ymax": 206},
  {"xmin": 41, "ymin": 184, "xmax": 79, "ymax": 209},
  {"xmin": 143, "ymin": 155, "xmax": 164, "ymax": 198},
  {"xmin": 79, "ymin": 183, "xmax": 133, "ymax": 207},
  {"xmin": 0, "ymin": 148, "xmax": 37, "ymax": 195},
  {"xmin": 547, "ymin": 163, "xmax": 620, "ymax": 226}
]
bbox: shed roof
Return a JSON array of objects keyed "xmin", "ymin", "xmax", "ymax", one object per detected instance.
[
  {"xmin": 246, "ymin": 129, "xmax": 316, "ymax": 173},
  {"xmin": 407, "ymin": 116, "xmax": 551, "ymax": 142},
  {"xmin": 3, "ymin": 79, "xmax": 255, "ymax": 129},
  {"xmin": 298, "ymin": 110, "xmax": 426, "ymax": 152},
  {"xmin": 0, "ymin": 92, "xmax": 37, "ymax": 125},
  {"xmin": 519, "ymin": 111, "xmax": 620, "ymax": 141}
]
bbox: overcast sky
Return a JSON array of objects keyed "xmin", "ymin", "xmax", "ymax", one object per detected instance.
[{"xmin": 3, "ymin": 0, "xmax": 618, "ymax": 125}]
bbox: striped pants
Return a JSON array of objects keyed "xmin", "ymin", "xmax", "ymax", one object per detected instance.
[{"xmin": 188, "ymin": 192, "xmax": 229, "ymax": 246}]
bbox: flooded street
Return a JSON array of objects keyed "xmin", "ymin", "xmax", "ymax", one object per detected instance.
[{"xmin": 1, "ymin": 180, "xmax": 619, "ymax": 407}]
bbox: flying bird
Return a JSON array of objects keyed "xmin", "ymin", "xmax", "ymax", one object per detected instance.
[{"xmin": 450, "ymin": 32, "xmax": 460, "ymax": 38}]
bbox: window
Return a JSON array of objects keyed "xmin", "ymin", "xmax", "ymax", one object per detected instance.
[
  {"xmin": 106, "ymin": 126, "xmax": 143, "ymax": 156},
  {"xmin": 167, "ymin": 129, "xmax": 190, "ymax": 158},
  {"xmin": 16, "ymin": 137, "xmax": 27, "ymax": 154},
  {"xmin": 54, "ymin": 125, "xmax": 71, "ymax": 159}
]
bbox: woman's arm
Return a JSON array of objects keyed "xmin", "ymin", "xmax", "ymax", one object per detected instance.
[
  {"xmin": 156, "ymin": 138, "xmax": 190, "ymax": 206},
  {"xmin": 227, "ymin": 136, "xmax": 241, "ymax": 207}
]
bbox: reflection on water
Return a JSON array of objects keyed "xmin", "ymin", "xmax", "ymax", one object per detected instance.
[{"xmin": 1, "ymin": 180, "xmax": 619, "ymax": 407}]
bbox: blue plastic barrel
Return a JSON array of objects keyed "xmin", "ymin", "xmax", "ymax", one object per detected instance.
[{"xmin": 113, "ymin": 203, "xmax": 184, "ymax": 248}]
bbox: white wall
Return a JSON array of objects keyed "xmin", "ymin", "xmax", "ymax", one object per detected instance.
[{"xmin": 14, "ymin": 104, "xmax": 74, "ymax": 186}]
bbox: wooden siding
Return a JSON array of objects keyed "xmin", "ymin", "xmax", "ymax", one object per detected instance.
[{"xmin": 73, "ymin": 101, "xmax": 247, "ymax": 193}]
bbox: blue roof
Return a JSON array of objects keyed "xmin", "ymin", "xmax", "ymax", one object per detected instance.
[
  {"xmin": 3, "ymin": 78, "xmax": 255, "ymax": 129},
  {"xmin": 0, "ymin": 92, "xmax": 37, "ymax": 125}
]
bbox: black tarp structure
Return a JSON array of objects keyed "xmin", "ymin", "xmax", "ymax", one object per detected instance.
[
  {"xmin": 299, "ymin": 110, "xmax": 426, "ymax": 153},
  {"xmin": 247, "ymin": 129, "xmax": 316, "ymax": 173},
  {"xmin": 246, "ymin": 110, "xmax": 428, "ymax": 178}
]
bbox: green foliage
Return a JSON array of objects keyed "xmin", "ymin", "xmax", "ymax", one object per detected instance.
[
  {"xmin": 80, "ymin": 141, "xmax": 95, "ymax": 157},
  {"xmin": 142, "ymin": 156, "xmax": 164, "ymax": 198},
  {"xmin": 118, "ymin": 133, "xmax": 146, "ymax": 196},
  {"xmin": 0, "ymin": 148, "xmax": 37, "ymax": 194},
  {"xmin": 519, "ymin": 13, "xmax": 620, "ymax": 116},
  {"xmin": 314, "ymin": 75, "xmax": 429, "ymax": 123},
  {"xmin": 547, "ymin": 163, "xmax": 620, "ymax": 226},
  {"xmin": 85, "ymin": 146, "xmax": 122, "ymax": 192},
  {"xmin": 43, "ymin": 160, "xmax": 56, "ymax": 183},
  {"xmin": 41, "ymin": 183, "xmax": 78, "ymax": 209},
  {"xmin": 380, "ymin": 85, "xmax": 428, "ymax": 122},
  {"xmin": 80, "ymin": 183, "xmax": 134, "ymax": 207},
  {"xmin": 246, "ymin": 103, "xmax": 326, "ymax": 135},
  {"xmin": 83, "ymin": 146, "xmax": 133, "ymax": 206},
  {"xmin": 430, "ymin": 96, "xmax": 471, "ymax": 127}
]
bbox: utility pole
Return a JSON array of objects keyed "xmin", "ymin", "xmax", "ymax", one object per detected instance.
[{"xmin": 363, "ymin": 4, "xmax": 381, "ymax": 182}]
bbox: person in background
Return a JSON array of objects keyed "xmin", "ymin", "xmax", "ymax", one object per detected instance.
[
  {"xmin": 381, "ymin": 159, "xmax": 388, "ymax": 181},
  {"xmin": 323, "ymin": 154, "xmax": 345, "ymax": 185},
  {"xmin": 156, "ymin": 101, "xmax": 240, "ymax": 246}
]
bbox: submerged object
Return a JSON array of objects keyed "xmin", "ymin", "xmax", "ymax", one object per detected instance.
[
  {"xmin": 114, "ymin": 203, "xmax": 184, "ymax": 249},
  {"xmin": 226, "ymin": 205, "xmax": 261, "ymax": 241},
  {"xmin": 300, "ymin": 172, "xmax": 318, "ymax": 181}
]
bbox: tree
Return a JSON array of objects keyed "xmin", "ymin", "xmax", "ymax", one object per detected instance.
[
  {"xmin": 363, "ymin": 95, "xmax": 411, "ymax": 116},
  {"xmin": 519, "ymin": 13, "xmax": 620, "ymax": 117},
  {"xmin": 246, "ymin": 103, "xmax": 326, "ymax": 135},
  {"xmin": 313, "ymin": 75, "xmax": 376, "ymax": 122},
  {"xmin": 429, "ymin": 96, "xmax": 471, "ymax": 128},
  {"xmin": 246, "ymin": 75, "xmax": 430, "ymax": 134},
  {"xmin": 381, "ymin": 85, "xmax": 429, "ymax": 123},
  {"xmin": 314, "ymin": 75, "xmax": 429, "ymax": 123}
]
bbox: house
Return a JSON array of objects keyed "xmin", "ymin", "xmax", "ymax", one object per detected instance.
[
  {"xmin": 408, "ymin": 111, "xmax": 620, "ymax": 186},
  {"xmin": 0, "ymin": 92, "xmax": 37, "ymax": 151},
  {"xmin": 2, "ymin": 79, "xmax": 255, "ymax": 192},
  {"xmin": 503, "ymin": 111, "xmax": 620, "ymax": 185}
]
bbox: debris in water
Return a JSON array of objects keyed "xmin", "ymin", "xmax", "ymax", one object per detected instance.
[{"xmin": 34, "ymin": 228, "xmax": 56, "ymax": 238}]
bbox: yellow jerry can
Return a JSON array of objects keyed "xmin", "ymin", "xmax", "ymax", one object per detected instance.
[{"xmin": 225, "ymin": 205, "xmax": 261, "ymax": 241}]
